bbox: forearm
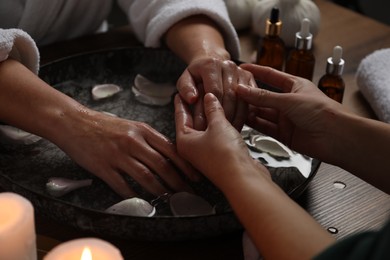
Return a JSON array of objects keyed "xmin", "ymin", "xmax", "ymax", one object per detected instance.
[
  {"xmin": 0, "ymin": 59, "xmax": 88, "ymax": 145},
  {"xmin": 331, "ymin": 110, "xmax": 390, "ymax": 193},
  {"xmin": 217, "ymin": 160, "xmax": 334, "ymax": 260},
  {"xmin": 164, "ymin": 15, "xmax": 230, "ymax": 64}
]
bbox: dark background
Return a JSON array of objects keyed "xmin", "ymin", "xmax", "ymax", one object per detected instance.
[{"xmin": 107, "ymin": 0, "xmax": 390, "ymax": 30}]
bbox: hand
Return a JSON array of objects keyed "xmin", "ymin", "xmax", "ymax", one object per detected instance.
[
  {"xmin": 175, "ymin": 92, "xmax": 334, "ymax": 260},
  {"xmin": 237, "ymin": 64, "xmax": 345, "ymax": 161},
  {"xmin": 174, "ymin": 92, "xmax": 267, "ymax": 186},
  {"xmin": 0, "ymin": 59, "xmax": 198, "ymax": 199},
  {"xmin": 56, "ymin": 110, "xmax": 198, "ymax": 198},
  {"xmin": 176, "ymin": 57, "xmax": 256, "ymax": 131}
]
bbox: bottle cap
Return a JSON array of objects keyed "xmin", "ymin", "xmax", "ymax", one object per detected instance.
[
  {"xmin": 265, "ymin": 7, "xmax": 282, "ymax": 36},
  {"xmin": 326, "ymin": 46, "xmax": 345, "ymax": 75},
  {"xmin": 295, "ymin": 18, "xmax": 313, "ymax": 50}
]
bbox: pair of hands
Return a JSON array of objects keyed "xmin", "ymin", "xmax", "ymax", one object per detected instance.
[
  {"xmin": 57, "ymin": 57, "xmax": 253, "ymax": 198},
  {"xmin": 177, "ymin": 57, "xmax": 256, "ymax": 131},
  {"xmin": 175, "ymin": 63, "xmax": 345, "ymax": 183}
]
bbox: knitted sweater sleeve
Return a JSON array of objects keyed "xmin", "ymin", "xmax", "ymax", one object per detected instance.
[
  {"xmin": 0, "ymin": 29, "xmax": 39, "ymax": 74},
  {"xmin": 117, "ymin": 0, "xmax": 240, "ymax": 60}
]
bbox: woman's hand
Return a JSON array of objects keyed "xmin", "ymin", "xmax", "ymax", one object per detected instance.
[
  {"xmin": 237, "ymin": 64, "xmax": 346, "ymax": 162},
  {"xmin": 164, "ymin": 15, "xmax": 256, "ymax": 131},
  {"xmin": 0, "ymin": 59, "xmax": 197, "ymax": 198},
  {"xmin": 177, "ymin": 57, "xmax": 256, "ymax": 131},
  {"xmin": 55, "ymin": 109, "xmax": 198, "ymax": 198}
]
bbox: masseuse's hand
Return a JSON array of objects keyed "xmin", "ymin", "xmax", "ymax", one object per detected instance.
[
  {"xmin": 174, "ymin": 93, "xmax": 267, "ymax": 186},
  {"xmin": 177, "ymin": 57, "xmax": 256, "ymax": 131},
  {"xmin": 56, "ymin": 110, "xmax": 198, "ymax": 198},
  {"xmin": 237, "ymin": 64, "xmax": 346, "ymax": 162}
]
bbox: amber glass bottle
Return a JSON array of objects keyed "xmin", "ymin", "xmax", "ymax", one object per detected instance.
[
  {"xmin": 318, "ymin": 46, "xmax": 345, "ymax": 103},
  {"xmin": 285, "ymin": 18, "xmax": 315, "ymax": 81},
  {"xmin": 256, "ymin": 7, "xmax": 285, "ymax": 71}
]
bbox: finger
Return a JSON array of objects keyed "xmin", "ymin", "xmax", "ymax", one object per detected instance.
[
  {"xmin": 174, "ymin": 94, "xmax": 194, "ymax": 134},
  {"xmin": 96, "ymin": 168, "xmax": 137, "ymax": 198},
  {"xmin": 221, "ymin": 61, "xmax": 238, "ymax": 123},
  {"xmin": 119, "ymin": 157, "xmax": 170, "ymax": 196},
  {"xmin": 240, "ymin": 63, "xmax": 295, "ymax": 92},
  {"xmin": 145, "ymin": 135, "xmax": 197, "ymax": 189},
  {"xmin": 196, "ymin": 59, "xmax": 223, "ymax": 101},
  {"xmin": 231, "ymin": 97, "xmax": 248, "ymax": 131},
  {"xmin": 176, "ymin": 69, "xmax": 198, "ymax": 104},
  {"xmin": 203, "ymin": 93, "xmax": 226, "ymax": 125},
  {"xmin": 144, "ymin": 127, "xmax": 201, "ymax": 183},
  {"xmin": 236, "ymin": 83, "xmax": 286, "ymax": 111},
  {"xmin": 231, "ymin": 68, "xmax": 255, "ymax": 130},
  {"xmin": 246, "ymin": 113, "xmax": 279, "ymax": 139},
  {"xmin": 193, "ymin": 84, "xmax": 207, "ymax": 130},
  {"xmin": 249, "ymin": 106, "xmax": 279, "ymax": 125}
]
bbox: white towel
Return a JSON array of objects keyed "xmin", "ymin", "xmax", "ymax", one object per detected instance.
[
  {"xmin": 120, "ymin": 0, "xmax": 241, "ymax": 60},
  {"xmin": 0, "ymin": 29, "xmax": 39, "ymax": 74},
  {"xmin": 356, "ymin": 48, "xmax": 390, "ymax": 123}
]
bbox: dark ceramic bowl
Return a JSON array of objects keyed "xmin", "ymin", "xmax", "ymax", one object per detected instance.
[{"xmin": 0, "ymin": 47, "xmax": 320, "ymax": 241}]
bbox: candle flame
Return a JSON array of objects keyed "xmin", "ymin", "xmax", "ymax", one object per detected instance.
[{"xmin": 81, "ymin": 247, "xmax": 92, "ymax": 260}]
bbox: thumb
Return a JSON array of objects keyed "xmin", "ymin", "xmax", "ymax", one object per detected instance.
[{"xmin": 203, "ymin": 93, "xmax": 226, "ymax": 125}]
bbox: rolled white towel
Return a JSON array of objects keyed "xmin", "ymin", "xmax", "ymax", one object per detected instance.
[
  {"xmin": 356, "ymin": 48, "xmax": 390, "ymax": 123},
  {"xmin": 0, "ymin": 29, "xmax": 39, "ymax": 74}
]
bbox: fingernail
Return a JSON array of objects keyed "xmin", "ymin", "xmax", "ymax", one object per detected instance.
[
  {"xmin": 205, "ymin": 92, "xmax": 217, "ymax": 101},
  {"xmin": 187, "ymin": 92, "xmax": 197, "ymax": 104},
  {"xmin": 238, "ymin": 84, "xmax": 250, "ymax": 90}
]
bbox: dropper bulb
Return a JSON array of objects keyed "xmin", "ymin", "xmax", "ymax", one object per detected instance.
[
  {"xmin": 270, "ymin": 7, "xmax": 280, "ymax": 24},
  {"xmin": 299, "ymin": 18, "xmax": 311, "ymax": 38},
  {"xmin": 332, "ymin": 46, "xmax": 343, "ymax": 64}
]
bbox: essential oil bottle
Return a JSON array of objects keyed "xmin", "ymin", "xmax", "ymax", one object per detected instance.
[
  {"xmin": 256, "ymin": 7, "xmax": 285, "ymax": 71},
  {"xmin": 285, "ymin": 18, "xmax": 315, "ymax": 81},
  {"xmin": 318, "ymin": 46, "xmax": 345, "ymax": 103}
]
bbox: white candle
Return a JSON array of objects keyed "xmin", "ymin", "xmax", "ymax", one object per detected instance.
[
  {"xmin": 0, "ymin": 192, "xmax": 37, "ymax": 260},
  {"xmin": 44, "ymin": 238, "xmax": 123, "ymax": 260}
]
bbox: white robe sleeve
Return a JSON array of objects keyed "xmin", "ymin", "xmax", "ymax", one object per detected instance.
[
  {"xmin": 118, "ymin": 0, "xmax": 240, "ymax": 60},
  {"xmin": 0, "ymin": 29, "xmax": 39, "ymax": 74}
]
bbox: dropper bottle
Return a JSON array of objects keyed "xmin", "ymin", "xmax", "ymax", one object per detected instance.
[
  {"xmin": 285, "ymin": 18, "xmax": 315, "ymax": 81},
  {"xmin": 318, "ymin": 46, "xmax": 345, "ymax": 103},
  {"xmin": 256, "ymin": 7, "xmax": 285, "ymax": 70}
]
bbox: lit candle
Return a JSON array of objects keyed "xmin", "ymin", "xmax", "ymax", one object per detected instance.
[
  {"xmin": 0, "ymin": 192, "xmax": 37, "ymax": 260},
  {"xmin": 44, "ymin": 238, "xmax": 123, "ymax": 260}
]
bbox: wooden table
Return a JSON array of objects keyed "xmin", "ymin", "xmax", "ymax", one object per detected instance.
[{"xmin": 26, "ymin": 0, "xmax": 390, "ymax": 258}]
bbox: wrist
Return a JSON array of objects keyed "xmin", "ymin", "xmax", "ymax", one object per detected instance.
[
  {"xmin": 187, "ymin": 47, "xmax": 231, "ymax": 65},
  {"xmin": 43, "ymin": 101, "xmax": 95, "ymax": 147},
  {"xmin": 164, "ymin": 14, "xmax": 231, "ymax": 64},
  {"xmin": 324, "ymin": 106, "xmax": 362, "ymax": 166},
  {"xmin": 212, "ymin": 153, "xmax": 272, "ymax": 194}
]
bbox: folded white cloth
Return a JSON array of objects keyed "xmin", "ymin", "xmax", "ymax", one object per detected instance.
[
  {"xmin": 356, "ymin": 48, "xmax": 390, "ymax": 123},
  {"xmin": 120, "ymin": 0, "xmax": 240, "ymax": 60},
  {"xmin": 0, "ymin": 29, "xmax": 39, "ymax": 74}
]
